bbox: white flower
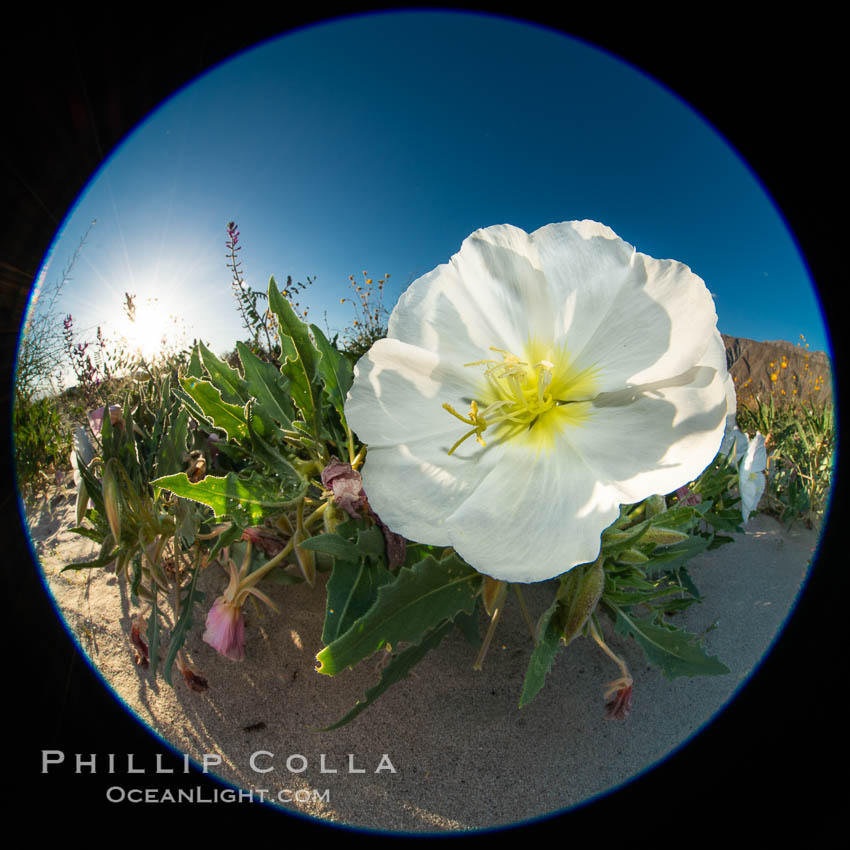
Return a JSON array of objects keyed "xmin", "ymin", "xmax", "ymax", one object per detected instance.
[
  {"xmin": 720, "ymin": 423, "xmax": 748, "ymax": 462},
  {"xmin": 345, "ymin": 221, "xmax": 731, "ymax": 583},
  {"xmin": 739, "ymin": 432, "xmax": 767, "ymax": 523}
]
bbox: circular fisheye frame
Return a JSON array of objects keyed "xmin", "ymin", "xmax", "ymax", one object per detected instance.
[{"xmin": 15, "ymin": 10, "xmax": 833, "ymax": 835}]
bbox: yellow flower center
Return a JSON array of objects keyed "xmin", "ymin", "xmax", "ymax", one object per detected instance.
[{"xmin": 443, "ymin": 342, "xmax": 597, "ymax": 454}]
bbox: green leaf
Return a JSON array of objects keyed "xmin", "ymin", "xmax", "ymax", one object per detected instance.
[
  {"xmin": 299, "ymin": 533, "xmax": 360, "ymax": 563},
  {"xmin": 163, "ymin": 566, "xmax": 205, "ymax": 685},
  {"xmin": 355, "ymin": 525, "xmax": 386, "ymax": 562},
  {"xmin": 152, "ymin": 471, "xmax": 299, "ymax": 525},
  {"xmin": 148, "ymin": 587, "xmax": 161, "ymax": 678},
  {"xmin": 155, "ymin": 408, "xmax": 190, "ymax": 477},
  {"xmin": 646, "ymin": 504, "xmax": 699, "ymax": 531},
  {"xmin": 241, "ymin": 419, "xmax": 304, "ymax": 496},
  {"xmin": 311, "ymin": 323, "xmax": 354, "ymax": 424},
  {"xmin": 317, "ymin": 620, "xmax": 455, "ymax": 731},
  {"xmin": 601, "ymin": 520, "xmax": 650, "ymax": 556},
  {"xmin": 198, "ymin": 339, "xmax": 249, "ymax": 404},
  {"xmin": 608, "ymin": 603, "xmax": 729, "ymax": 678},
  {"xmin": 322, "ymin": 557, "xmax": 393, "ymax": 644},
  {"xmin": 60, "ymin": 545, "xmax": 127, "ymax": 570},
  {"xmin": 187, "ymin": 345, "xmax": 203, "ymax": 379},
  {"xmin": 179, "ymin": 377, "xmax": 249, "ymax": 442},
  {"xmin": 236, "ymin": 341, "xmax": 295, "ymax": 428},
  {"xmin": 519, "ymin": 595, "xmax": 563, "ymax": 708},
  {"xmin": 316, "ymin": 553, "xmax": 481, "ymax": 675},
  {"xmin": 268, "ymin": 276, "xmax": 319, "ymax": 427},
  {"xmin": 453, "ymin": 609, "xmax": 481, "ymax": 648},
  {"xmin": 68, "ymin": 525, "xmax": 103, "ymax": 543},
  {"xmin": 643, "ymin": 536, "xmax": 712, "ymax": 575}
]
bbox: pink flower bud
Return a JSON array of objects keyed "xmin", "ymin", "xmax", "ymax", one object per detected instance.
[
  {"xmin": 605, "ymin": 681, "xmax": 633, "ymax": 721},
  {"xmin": 202, "ymin": 597, "xmax": 246, "ymax": 661},
  {"xmin": 87, "ymin": 404, "xmax": 123, "ymax": 436}
]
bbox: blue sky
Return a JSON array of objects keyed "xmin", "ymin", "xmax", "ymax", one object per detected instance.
[{"xmin": 27, "ymin": 9, "xmax": 829, "ymax": 373}]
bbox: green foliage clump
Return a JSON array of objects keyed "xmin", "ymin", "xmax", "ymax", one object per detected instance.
[
  {"xmin": 13, "ymin": 395, "xmax": 72, "ymax": 496},
  {"xmin": 737, "ymin": 395, "xmax": 834, "ymax": 527}
]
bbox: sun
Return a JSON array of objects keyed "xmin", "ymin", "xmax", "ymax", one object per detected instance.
[{"xmin": 114, "ymin": 291, "xmax": 189, "ymax": 364}]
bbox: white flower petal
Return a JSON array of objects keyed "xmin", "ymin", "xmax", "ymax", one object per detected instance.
[
  {"xmin": 738, "ymin": 431, "xmax": 767, "ymax": 522},
  {"xmin": 387, "ymin": 224, "xmax": 552, "ymax": 363},
  {"xmin": 347, "ymin": 338, "xmax": 509, "ymax": 543},
  {"xmin": 444, "ymin": 440, "xmax": 620, "ymax": 583},
  {"xmin": 743, "ymin": 431, "xmax": 767, "ymax": 473},
  {"xmin": 532, "ymin": 222, "xmax": 719, "ymax": 393},
  {"xmin": 564, "ymin": 359, "xmax": 728, "ymax": 503}
]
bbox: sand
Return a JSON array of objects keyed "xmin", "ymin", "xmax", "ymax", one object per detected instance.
[{"xmin": 23, "ymin": 485, "xmax": 819, "ymax": 833}]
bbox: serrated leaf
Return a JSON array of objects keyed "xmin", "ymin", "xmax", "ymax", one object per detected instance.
[
  {"xmin": 643, "ymin": 535, "xmax": 712, "ymax": 575},
  {"xmin": 179, "ymin": 377, "xmax": 249, "ymax": 442},
  {"xmin": 61, "ymin": 545, "xmax": 126, "ymax": 570},
  {"xmin": 299, "ymin": 533, "xmax": 360, "ymax": 563},
  {"xmin": 317, "ymin": 620, "xmax": 454, "ymax": 731},
  {"xmin": 171, "ymin": 385, "xmax": 215, "ymax": 431},
  {"xmin": 236, "ymin": 341, "xmax": 295, "ymax": 428},
  {"xmin": 609, "ymin": 603, "xmax": 729, "ymax": 678},
  {"xmin": 647, "ymin": 504, "xmax": 699, "ymax": 531},
  {"xmin": 198, "ymin": 339, "xmax": 249, "ymax": 404},
  {"xmin": 453, "ymin": 609, "xmax": 481, "ymax": 648},
  {"xmin": 152, "ymin": 471, "xmax": 299, "ymax": 525},
  {"xmin": 268, "ymin": 276, "xmax": 319, "ymax": 427},
  {"xmin": 519, "ymin": 595, "xmax": 563, "ymax": 708},
  {"xmin": 155, "ymin": 408, "xmax": 190, "ymax": 477},
  {"xmin": 322, "ymin": 557, "xmax": 393, "ymax": 644},
  {"xmin": 187, "ymin": 345, "xmax": 203, "ymax": 379},
  {"xmin": 311, "ymin": 323, "xmax": 354, "ymax": 423},
  {"xmin": 315, "ymin": 554, "xmax": 481, "ymax": 675},
  {"xmin": 355, "ymin": 525, "xmax": 386, "ymax": 561},
  {"xmin": 68, "ymin": 525, "xmax": 103, "ymax": 543}
]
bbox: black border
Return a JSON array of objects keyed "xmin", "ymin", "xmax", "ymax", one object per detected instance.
[{"xmin": 3, "ymin": 6, "xmax": 843, "ymax": 837}]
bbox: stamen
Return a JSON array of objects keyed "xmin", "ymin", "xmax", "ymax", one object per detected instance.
[{"xmin": 444, "ymin": 346, "xmax": 565, "ymax": 454}]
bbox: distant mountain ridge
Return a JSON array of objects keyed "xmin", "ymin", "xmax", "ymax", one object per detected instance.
[{"xmin": 721, "ymin": 333, "xmax": 832, "ymax": 411}]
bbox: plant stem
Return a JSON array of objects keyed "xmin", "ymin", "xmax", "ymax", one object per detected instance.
[{"xmin": 512, "ymin": 584, "xmax": 538, "ymax": 646}]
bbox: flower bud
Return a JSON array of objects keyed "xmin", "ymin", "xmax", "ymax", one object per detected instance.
[
  {"xmin": 294, "ymin": 514, "xmax": 316, "ymax": 587},
  {"xmin": 617, "ymin": 548, "xmax": 649, "ymax": 564},
  {"xmin": 641, "ymin": 526, "xmax": 690, "ymax": 546},
  {"xmin": 323, "ymin": 501, "xmax": 342, "ymax": 535},
  {"xmin": 645, "ymin": 494, "xmax": 667, "ymax": 518},
  {"xmin": 102, "ymin": 459, "xmax": 122, "ymax": 542},
  {"xmin": 559, "ymin": 557, "xmax": 605, "ymax": 646},
  {"xmin": 481, "ymin": 576, "xmax": 507, "ymax": 618},
  {"xmin": 75, "ymin": 477, "xmax": 89, "ymax": 527},
  {"xmin": 203, "ymin": 597, "xmax": 246, "ymax": 661}
]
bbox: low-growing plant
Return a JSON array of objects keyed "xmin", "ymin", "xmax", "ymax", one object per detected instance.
[
  {"xmin": 13, "ymin": 395, "xmax": 72, "ymax": 498},
  {"xmin": 737, "ymin": 395, "xmax": 834, "ymax": 527},
  {"xmin": 56, "ymin": 274, "xmax": 746, "ymax": 727}
]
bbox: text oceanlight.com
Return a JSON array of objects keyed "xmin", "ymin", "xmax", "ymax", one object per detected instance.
[
  {"xmin": 42, "ymin": 751, "xmax": 398, "ymax": 805},
  {"xmin": 105, "ymin": 786, "xmax": 330, "ymax": 804}
]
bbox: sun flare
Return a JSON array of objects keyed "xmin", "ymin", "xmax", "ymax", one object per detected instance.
[{"xmin": 114, "ymin": 292, "xmax": 189, "ymax": 363}]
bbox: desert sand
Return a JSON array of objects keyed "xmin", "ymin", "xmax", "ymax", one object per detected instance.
[{"xmin": 23, "ymin": 484, "xmax": 819, "ymax": 833}]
